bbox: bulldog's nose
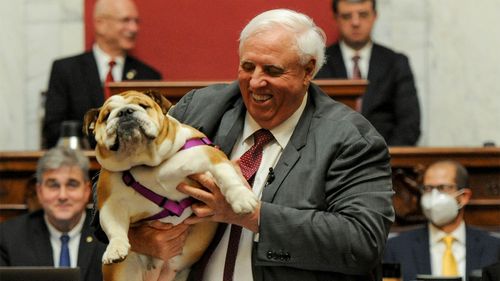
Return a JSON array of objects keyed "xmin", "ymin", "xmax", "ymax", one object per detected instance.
[{"xmin": 117, "ymin": 108, "xmax": 135, "ymax": 117}]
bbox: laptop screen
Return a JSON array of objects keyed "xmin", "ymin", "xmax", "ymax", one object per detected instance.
[{"xmin": 0, "ymin": 266, "xmax": 80, "ymax": 281}]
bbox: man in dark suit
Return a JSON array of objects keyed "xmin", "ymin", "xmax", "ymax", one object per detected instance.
[
  {"xmin": 0, "ymin": 147, "xmax": 106, "ymax": 281},
  {"xmin": 316, "ymin": 0, "xmax": 421, "ymax": 146},
  {"xmin": 129, "ymin": 9, "xmax": 394, "ymax": 281},
  {"xmin": 43, "ymin": 0, "xmax": 162, "ymax": 148},
  {"xmin": 383, "ymin": 160, "xmax": 500, "ymax": 281}
]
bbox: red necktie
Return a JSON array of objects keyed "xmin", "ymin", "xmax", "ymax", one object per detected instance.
[
  {"xmin": 223, "ymin": 129, "xmax": 274, "ymax": 281},
  {"xmin": 103, "ymin": 60, "xmax": 116, "ymax": 100},
  {"xmin": 352, "ymin": 54, "xmax": 363, "ymax": 111}
]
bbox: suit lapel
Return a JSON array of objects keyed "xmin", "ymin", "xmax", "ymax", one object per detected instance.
[
  {"xmin": 77, "ymin": 214, "xmax": 99, "ymax": 279},
  {"xmin": 413, "ymin": 226, "xmax": 432, "ymax": 274},
  {"xmin": 363, "ymin": 44, "xmax": 388, "ymax": 112},
  {"xmin": 330, "ymin": 44, "xmax": 348, "ymax": 78},
  {"xmin": 83, "ymin": 52, "xmax": 105, "ymax": 106},
  {"xmin": 30, "ymin": 214, "xmax": 54, "ymax": 265},
  {"xmin": 465, "ymin": 227, "xmax": 481, "ymax": 276},
  {"xmin": 213, "ymin": 99, "xmax": 245, "ymax": 155},
  {"xmin": 261, "ymin": 84, "xmax": 315, "ymax": 202},
  {"xmin": 123, "ymin": 56, "xmax": 138, "ymax": 81}
]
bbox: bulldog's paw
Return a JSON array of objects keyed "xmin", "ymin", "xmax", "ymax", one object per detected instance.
[
  {"xmin": 226, "ymin": 186, "xmax": 258, "ymax": 214},
  {"xmin": 102, "ymin": 237, "xmax": 130, "ymax": 264}
]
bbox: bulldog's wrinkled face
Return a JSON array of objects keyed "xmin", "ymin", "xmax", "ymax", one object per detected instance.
[{"xmin": 85, "ymin": 91, "xmax": 172, "ymax": 156}]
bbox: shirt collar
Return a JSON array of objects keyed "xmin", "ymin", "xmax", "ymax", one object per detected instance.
[
  {"xmin": 242, "ymin": 92, "xmax": 308, "ymax": 149},
  {"xmin": 428, "ymin": 221, "xmax": 466, "ymax": 245},
  {"xmin": 93, "ymin": 44, "xmax": 125, "ymax": 68},
  {"xmin": 45, "ymin": 212, "xmax": 86, "ymax": 240},
  {"xmin": 340, "ymin": 40, "xmax": 373, "ymax": 60}
]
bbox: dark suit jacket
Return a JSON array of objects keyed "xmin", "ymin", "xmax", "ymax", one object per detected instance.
[
  {"xmin": 0, "ymin": 210, "xmax": 106, "ymax": 281},
  {"xmin": 383, "ymin": 225, "xmax": 500, "ymax": 281},
  {"xmin": 169, "ymin": 81, "xmax": 395, "ymax": 281},
  {"xmin": 43, "ymin": 51, "xmax": 162, "ymax": 148},
  {"xmin": 316, "ymin": 43, "xmax": 421, "ymax": 146},
  {"xmin": 482, "ymin": 261, "xmax": 500, "ymax": 281}
]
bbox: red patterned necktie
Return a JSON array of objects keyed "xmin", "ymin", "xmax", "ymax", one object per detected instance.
[
  {"xmin": 223, "ymin": 129, "xmax": 274, "ymax": 281},
  {"xmin": 352, "ymin": 54, "xmax": 363, "ymax": 111},
  {"xmin": 103, "ymin": 60, "xmax": 116, "ymax": 100}
]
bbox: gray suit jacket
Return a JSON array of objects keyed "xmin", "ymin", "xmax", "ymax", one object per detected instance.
[
  {"xmin": 383, "ymin": 225, "xmax": 500, "ymax": 281},
  {"xmin": 170, "ymin": 81, "xmax": 395, "ymax": 281},
  {"xmin": 0, "ymin": 210, "xmax": 106, "ymax": 281}
]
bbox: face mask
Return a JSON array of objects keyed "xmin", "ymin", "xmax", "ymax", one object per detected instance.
[{"xmin": 420, "ymin": 189, "xmax": 463, "ymax": 226}]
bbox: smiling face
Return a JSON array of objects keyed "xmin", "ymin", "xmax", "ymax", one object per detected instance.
[
  {"xmin": 36, "ymin": 166, "xmax": 91, "ymax": 232},
  {"xmin": 238, "ymin": 27, "xmax": 314, "ymax": 129}
]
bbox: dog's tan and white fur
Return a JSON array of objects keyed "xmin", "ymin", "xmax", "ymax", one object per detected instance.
[{"xmin": 83, "ymin": 91, "xmax": 258, "ymax": 281}]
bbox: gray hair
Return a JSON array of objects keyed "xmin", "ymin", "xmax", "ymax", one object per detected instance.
[
  {"xmin": 36, "ymin": 147, "xmax": 90, "ymax": 183},
  {"xmin": 239, "ymin": 9, "xmax": 326, "ymax": 77}
]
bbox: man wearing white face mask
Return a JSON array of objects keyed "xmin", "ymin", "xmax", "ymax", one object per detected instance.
[{"xmin": 383, "ymin": 160, "xmax": 500, "ymax": 281}]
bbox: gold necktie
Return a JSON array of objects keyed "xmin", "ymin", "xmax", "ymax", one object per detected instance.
[{"xmin": 442, "ymin": 235, "xmax": 458, "ymax": 276}]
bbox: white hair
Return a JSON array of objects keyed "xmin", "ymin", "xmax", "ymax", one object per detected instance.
[{"xmin": 239, "ymin": 9, "xmax": 327, "ymax": 77}]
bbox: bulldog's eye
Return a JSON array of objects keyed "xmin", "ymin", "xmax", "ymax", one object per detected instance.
[{"xmin": 139, "ymin": 104, "xmax": 150, "ymax": 110}]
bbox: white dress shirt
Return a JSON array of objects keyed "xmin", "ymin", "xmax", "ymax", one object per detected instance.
[
  {"xmin": 339, "ymin": 41, "xmax": 372, "ymax": 79},
  {"xmin": 45, "ymin": 212, "xmax": 86, "ymax": 268},
  {"xmin": 93, "ymin": 44, "xmax": 125, "ymax": 84},
  {"xmin": 428, "ymin": 221, "xmax": 466, "ymax": 281},
  {"xmin": 203, "ymin": 93, "xmax": 308, "ymax": 281}
]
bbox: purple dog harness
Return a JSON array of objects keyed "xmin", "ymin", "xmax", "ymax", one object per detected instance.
[{"xmin": 121, "ymin": 137, "xmax": 214, "ymax": 222}]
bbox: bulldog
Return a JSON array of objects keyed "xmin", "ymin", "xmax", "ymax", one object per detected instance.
[{"xmin": 83, "ymin": 90, "xmax": 258, "ymax": 281}]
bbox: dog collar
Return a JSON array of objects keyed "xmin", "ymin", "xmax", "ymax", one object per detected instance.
[
  {"xmin": 122, "ymin": 171, "xmax": 193, "ymax": 221},
  {"xmin": 181, "ymin": 137, "xmax": 214, "ymax": 150}
]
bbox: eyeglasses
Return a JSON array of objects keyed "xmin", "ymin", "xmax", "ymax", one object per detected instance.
[
  {"xmin": 420, "ymin": 184, "xmax": 457, "ymax": 193},
  {"xmin": 102, "ymin": 15, "xmax": 140, "ymax": 25}
]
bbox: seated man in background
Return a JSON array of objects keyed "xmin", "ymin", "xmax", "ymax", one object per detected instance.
[
  {"xmin": 43, "ymin": 0, "xmax": 162, "ymax": 148},
  {"xmin": 316, "ymin": 0, "xmax": 421, "ymax": 146},
  {"xmin": 0, "ymin": 147, "xmax": 106, "ymax": 281},
  {"xmin": 384, "ymin": 160, "xmax": 500, "ymax": 281}
]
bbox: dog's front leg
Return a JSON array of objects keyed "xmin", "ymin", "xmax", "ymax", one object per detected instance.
[{"xmin": 100, "ymin": 200, "xmax": 131, "ymax": 264}]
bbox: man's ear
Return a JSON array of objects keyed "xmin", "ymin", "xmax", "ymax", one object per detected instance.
[
  {"xmin": 304, "ymin": 59, "xmax": 316, "ymax": 84},
  {"xmin": 458, "ymin": 188, "xmax": 472, "ymax": 206},
  {"xmin": 83, "ymin": 108, "xmax": 101, "ymax": 136}
]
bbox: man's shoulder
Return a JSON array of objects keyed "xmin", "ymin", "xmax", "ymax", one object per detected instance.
[
  {"xmin": 0, "ymin": 210, "xmax": 44, "ymax": 231},
  {"xmin": 387, "ymin": 225, "xmax": 427, "ymax": 243},
  {"xmin": 53, "ymin": 51, "xmax": 93, "ymax": 65},
  {"xmin": 467, "ymin": 226, "xmax": 500, "ymax": 241},
  {"xmin": 125, "ymin": 55, "xmax": 161, "ymax": 77},
  {"xmin": 372, "ymin": 43, "xmax": 409, "ymax": 61}
]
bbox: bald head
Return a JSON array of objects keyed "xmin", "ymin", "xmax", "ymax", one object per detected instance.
[
  {"xmin": 424, "ymin": 160, "xmax": 469, "ymax": 190},
  {"xmin": 93, "ymin": 0, "xmax": 139, "ymax": 57}
]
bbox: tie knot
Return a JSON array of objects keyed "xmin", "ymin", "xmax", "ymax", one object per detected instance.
[
  {"xmin": 443, "ymin": 235, "xmax": 454, "ymax": 247},
  {"xmin": 253, "ymin": 129, "xmax": 274, "ymax": 147},
  {"xmin": 108, "ymin": 60, "xmax": 116, "ymax": 67},
  {"xmin": 352, "ymin": 55, "xmax": 360, "ymax": 63},
  {"xmin": 60, "ymin": 234, "xmax": 70, "ymax": 243}
]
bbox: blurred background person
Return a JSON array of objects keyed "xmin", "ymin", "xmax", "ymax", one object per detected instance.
[
  {"xmin": 0, "ymin": 147, "xmax": 105, "ymax": 281},
  {"xmin": 383, "ymin": 160, "xmax": 500, "ymax": 281},
  {"xmin": 43, "ymin": 0, "xmax": 162, "ymax": 149},
  {"xmin": 316, "ymin": 0, "xmax": 421, "ymax": 146}
]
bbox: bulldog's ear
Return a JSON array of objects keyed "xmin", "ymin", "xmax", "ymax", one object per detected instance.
[
  {"xmin": 82, "ymin": 108, "xmax": 101, "ymax": 136},
  {"xmin": 144, "ymin": 90, "xmax": 172, "ymax": 115}
]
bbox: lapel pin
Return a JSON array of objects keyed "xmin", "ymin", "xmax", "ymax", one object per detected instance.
[
  {"xmin": 126, "ymin": 69, "xmax": 137, "ymax": 80},
  {"xmin": 86, "ymin": 236, "xmax": 93, "ymax": 243}
]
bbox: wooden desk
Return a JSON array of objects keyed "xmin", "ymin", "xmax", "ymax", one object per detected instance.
[
  {"xmin": 108, "ymin": 79, "xmax": 368, "ymax": 110},
  {"xmin": 2, "ymin": 147, "xmax": 499, "ymax": 231}
]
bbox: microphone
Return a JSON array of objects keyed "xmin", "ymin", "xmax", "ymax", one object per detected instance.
[{"xmin": 266, "ymin": 167, "xmax": 275, "ymax": 185}]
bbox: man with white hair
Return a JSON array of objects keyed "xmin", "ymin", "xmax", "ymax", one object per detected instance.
[{"xmin": 130, "ymin": 9, "xmax": 394, "ymax": 281}]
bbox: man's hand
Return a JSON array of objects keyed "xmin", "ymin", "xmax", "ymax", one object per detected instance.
[
  {"xmin": 128, "ymin": 221, "xmax": 189, "ymax": 261},
  {"xmin": 176, "ymin": 161, "xmax": 260, "ymax": 233}
]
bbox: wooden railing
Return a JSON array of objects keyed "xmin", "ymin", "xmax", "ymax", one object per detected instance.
[
  {"xmin": 108, "ymin": 79, "xmax": 368, "ymax": 110},
  {"xmin": 1, "ymin": 147, "xmax": 499, "ymax": 232}
]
